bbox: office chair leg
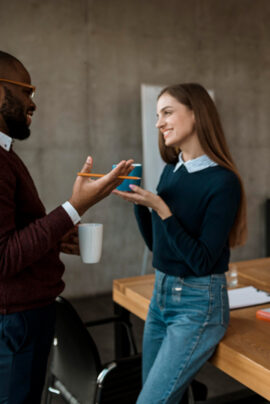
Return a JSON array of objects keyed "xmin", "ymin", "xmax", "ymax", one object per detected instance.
[
  {"xmin": 44, "ymin": 374, "xmax": 56, "ymax": 404},
  {"xmin": 179, "ymin": 385, "xmax": 196, "ymax": 404},
  {"xmin": 187, "ymin": 385, "xmax": 195, "ymax": 404},
  {"xmin": 114, "ymin": 303, "xmax": 131, "ymax": 357},
  {"xmin": 44, "ymin": 388, "xmax": 52, "ymax": 404}
]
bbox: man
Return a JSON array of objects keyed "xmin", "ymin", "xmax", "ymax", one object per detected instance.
[{"xmin": 0, "ymin": 50, "xmax": 132, "ymax": 403}]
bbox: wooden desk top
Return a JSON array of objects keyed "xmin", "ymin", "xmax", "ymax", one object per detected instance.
[
  {"xmin": 234, "ymin": 257, "xmax": 270, "ymax": 293},
  {"xmin": 113, "ymin": 258, "xmax": 270, "ymax": 400}
]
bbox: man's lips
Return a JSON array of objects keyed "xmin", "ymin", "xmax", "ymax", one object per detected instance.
[{"xmin": 26, "ymin": 112, "xmax": 33, "ymax": 126}]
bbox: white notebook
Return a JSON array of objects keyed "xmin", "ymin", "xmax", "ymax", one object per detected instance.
[{"xmin": 228, "ymin": 286, "xmax": 270, "ymax": 309}]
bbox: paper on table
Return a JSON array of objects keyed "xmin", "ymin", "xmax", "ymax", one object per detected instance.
[{"xmin": 228, "ymin": 286, "xmax": 270, "ymax": 309}]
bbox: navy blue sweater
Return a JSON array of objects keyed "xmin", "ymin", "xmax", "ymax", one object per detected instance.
[{"xmin": 134, "ymin": 164, "xmax": 241, "ymax": 277}]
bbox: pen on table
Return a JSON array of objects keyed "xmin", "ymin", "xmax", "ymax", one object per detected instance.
[{"xmin": 77, "ymin": 172, "xmax": 141, "ymax": 180}]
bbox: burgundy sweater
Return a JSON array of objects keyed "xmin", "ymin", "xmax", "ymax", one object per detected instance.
[{"xmin": 0, "ymin": 146, "xmax": 74, "ymax": 314}]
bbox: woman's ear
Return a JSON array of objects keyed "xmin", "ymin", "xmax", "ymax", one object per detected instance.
[
  {"xmin": 191, "ymin": 110, "xmax": 196, "ymax": 124},
  {"xmin": 191, "ymin": 111, "xmax": 197, "ymax": 133}
]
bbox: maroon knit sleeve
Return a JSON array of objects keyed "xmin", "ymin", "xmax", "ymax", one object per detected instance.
[{"xmin": 0, "ymin": 155, "xmax": 74, "ymax": 280}]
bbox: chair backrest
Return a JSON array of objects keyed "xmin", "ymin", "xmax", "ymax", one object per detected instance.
[{"xmin": 51, "ymin": 296, "xmax": 102, "ymax": 404}]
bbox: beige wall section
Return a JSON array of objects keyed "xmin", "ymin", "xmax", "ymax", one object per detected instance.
[{"xmin": 1, "ymin": 0, "xmax": 270, "ymax": 297}]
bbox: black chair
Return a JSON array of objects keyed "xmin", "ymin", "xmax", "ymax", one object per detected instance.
[{"xmin": 44, "ymin": 296, "xmax": 141, "ymax": 404}]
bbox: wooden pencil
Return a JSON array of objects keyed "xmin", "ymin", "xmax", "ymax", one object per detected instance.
[{"xmin": 77, "ymin": 172, "xmax": 141, "ymax": 180}]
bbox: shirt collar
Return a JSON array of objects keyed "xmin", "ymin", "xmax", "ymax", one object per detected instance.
[
  {"xmin": 173, "ymin": 152, "xmax": 218, "ymax": 173},
  {"xmin": 0, "ymin": 131, "xmax": 13, "ymax": 151}
]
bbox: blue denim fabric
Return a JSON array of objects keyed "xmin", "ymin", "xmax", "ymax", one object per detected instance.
[
  {"xmin": 136, "ymin": 270, "xmax": 229, "ymax": 404},
  {"xmin": 0, "ymin": 303, "xmax": 55, "ymax": 404}
]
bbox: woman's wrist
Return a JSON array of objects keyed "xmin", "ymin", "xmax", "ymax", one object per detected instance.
[
  {"xmin": 158, "ymin": 209, "xmax": 172, "ymax": 220},
  {"xmin": 155, "ymin": 199, "xmax": 172, "ymax": 220}
]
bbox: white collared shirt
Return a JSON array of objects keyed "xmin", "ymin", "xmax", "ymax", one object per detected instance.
[
  {"xmin": 0, "ymin": 130, "xmax": 81, "ymax": 225},
  {"xmin": 0, "ymin": 131, "xmax": 13, "ymax": 151},
  {"xmin": 173, "ymin": 152, "xmax": 218, "ymax": 173}
]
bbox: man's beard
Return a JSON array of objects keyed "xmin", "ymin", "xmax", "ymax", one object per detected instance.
[{"xmin": 0, "ymin": 87, "xmax": 30, "ymax": 140}]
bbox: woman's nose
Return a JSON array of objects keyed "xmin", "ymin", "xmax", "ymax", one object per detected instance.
[{"xmin": 156, "ymin": 117, "xmax": 163, "ymax": 129}]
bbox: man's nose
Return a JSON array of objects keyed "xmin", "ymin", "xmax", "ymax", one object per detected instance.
[{"xmin": 30, "ymin": 99, "xmax": 37, "ymax": 111}]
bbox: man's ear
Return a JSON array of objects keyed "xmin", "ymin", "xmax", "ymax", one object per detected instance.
[{"xmin": 0, "ymin": 85, "xmax": 5, "ymax": 111}]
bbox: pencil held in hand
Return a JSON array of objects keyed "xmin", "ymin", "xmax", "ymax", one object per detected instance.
[{"xmin": 77, "ymin": 172, "xmax": 141, "ymax": 180}]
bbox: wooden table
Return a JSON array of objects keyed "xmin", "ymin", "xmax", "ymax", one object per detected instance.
[
  {"xmin": 113, "ymin": 258, "xmax": 270, "ymax": 401},
  {"xmin": 235, "ymin": 257, "xmax": 270, "ymax": 293}
]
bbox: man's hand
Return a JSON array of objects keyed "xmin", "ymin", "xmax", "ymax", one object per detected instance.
[
  {"xmin": 60, "ymin": 226, "xmax": 80, "ymax": 255},
  {"xmin": 69, "ymin": 156, "xmax": 134, "ymax": 216}
]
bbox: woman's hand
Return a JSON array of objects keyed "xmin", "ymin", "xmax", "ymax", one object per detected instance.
[{"xmin": 113, "ymin": 184, "xmax": 172, "ymax": 220}]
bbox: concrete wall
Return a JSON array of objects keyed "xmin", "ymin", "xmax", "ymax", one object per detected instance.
[{"xmin": 1, "ymin": 0, "xmax": 269, "ymax": 297}]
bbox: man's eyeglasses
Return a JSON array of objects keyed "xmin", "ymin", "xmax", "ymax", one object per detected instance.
[{"xmin": 0, "ymin": 78, "xmax": 36, "ymax": 99}]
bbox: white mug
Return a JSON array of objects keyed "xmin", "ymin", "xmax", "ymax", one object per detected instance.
[{"xmin": 78, "ymin": 223, "xmax": 103, "ymax": 264}]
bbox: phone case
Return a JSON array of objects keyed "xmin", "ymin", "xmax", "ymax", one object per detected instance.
[{"xmin": 256, "ymin": 307, "xmax": 270, "ymax": 322}]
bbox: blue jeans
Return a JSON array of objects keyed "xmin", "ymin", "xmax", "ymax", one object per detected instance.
[
  {"xmin": 0, "ymin": 303, "xmax": 55, "ymax": 404},
  {"xmin": 136, "ymin": 270, "xmax": 229, "ymax": 404}
]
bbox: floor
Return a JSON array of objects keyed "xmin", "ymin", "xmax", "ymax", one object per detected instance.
[{"xmin": 42, "ymin": 293, "xmax": 269, "ymax": 404}]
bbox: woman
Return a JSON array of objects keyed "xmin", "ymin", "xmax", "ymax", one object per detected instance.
[{"xmin": 114, "ymin": 83, "xmax": 247, "ymax": 404}]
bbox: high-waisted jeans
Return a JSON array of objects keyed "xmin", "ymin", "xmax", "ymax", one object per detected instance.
[{"xmin": 136, "ymin": 270, "xmax": 229, "ymax": 404}]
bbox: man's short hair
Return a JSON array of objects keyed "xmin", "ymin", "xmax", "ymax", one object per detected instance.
[{"xmin": 0, "ymin": 51, "xmax": 23, "ymax": 76}]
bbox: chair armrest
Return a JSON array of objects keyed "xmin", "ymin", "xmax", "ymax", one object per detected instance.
[
  {"xmin": 84, "ymin": 315, "xmax": 122, "ymax": 327},
  {"xmin": 84, "ymin": 316, "xmax": 138, "ymax": 355},
  {"xmin": 95, "ymin": 354, "xmax": 142, "ymax": 403}
]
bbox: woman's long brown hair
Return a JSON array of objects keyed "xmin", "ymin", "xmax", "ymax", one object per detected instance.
[{"xmin": 158, "ymin": 83, "xmax": 247, "ymax": 248}]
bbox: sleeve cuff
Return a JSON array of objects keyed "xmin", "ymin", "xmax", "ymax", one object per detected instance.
[{"xmin": 62, "ymin": 201, "xmax": 81, "ymax": 225}]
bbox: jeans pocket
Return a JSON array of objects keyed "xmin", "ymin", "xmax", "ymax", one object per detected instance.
[
  {"xmin": 220, "ymin": 284, "xmax": 230, "ymax": 327},
  {"xmin": 2, "ymin": 312, "xmax": 27, "ymax": 353},
  {"xmin": 208, "ymin": 283, "xmax": 229, "ymax": 327}
]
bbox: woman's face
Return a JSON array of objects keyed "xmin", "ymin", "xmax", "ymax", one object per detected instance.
[{"xmin": 156, "ymin": 93, "xmax": 196, "ymax": 149}]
